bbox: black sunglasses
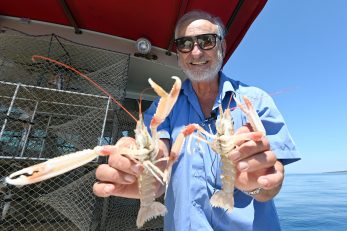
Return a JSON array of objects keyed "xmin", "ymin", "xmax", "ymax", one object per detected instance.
[{"xmin": 174, "ymin": 33, "xmax": 222, "ymax": 53}]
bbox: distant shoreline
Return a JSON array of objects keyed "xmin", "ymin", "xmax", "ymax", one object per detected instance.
[
  {"xmin": 323, "ymin": 171, "xmax": 347, "ymax": 174},
  {"xmin": 287, "ymin": 171, "xmax": 347, "ymax": 174}
]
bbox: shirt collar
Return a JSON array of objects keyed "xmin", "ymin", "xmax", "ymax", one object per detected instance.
[
  {"xmin": 181, "ymin": 71, "xmax": 236, "ymax": 115},
  {"xmin": 216, "ymin": 71, "xmax": 235, "ymax": 107}
]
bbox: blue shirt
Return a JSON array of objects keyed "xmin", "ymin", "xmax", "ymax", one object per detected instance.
[{"xmin": 144, "ymin": 72, "xmax": 300, "ymax": 231}]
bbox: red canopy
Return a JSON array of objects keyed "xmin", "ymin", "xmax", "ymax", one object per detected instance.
[{"xmin": 0, "ymin": 0, "xmax": 267, "ymax": 61}]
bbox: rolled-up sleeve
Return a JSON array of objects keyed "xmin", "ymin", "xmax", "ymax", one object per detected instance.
[{"xmin": 246, "ymin": 88, "xmax": 300, "ymax": 165}]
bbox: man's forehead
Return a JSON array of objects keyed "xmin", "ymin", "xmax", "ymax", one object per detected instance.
[{"xmin": 179, "ymin": 19, "xmax": 218, "ymax": 36}]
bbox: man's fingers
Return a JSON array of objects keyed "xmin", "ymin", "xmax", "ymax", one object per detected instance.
[
  {"xmin": 93, "ymin": 182, "xmax": 117, "ymax": 197},
  {"xmin": 108, "ymin": 152, "xmax": 144, "ymax": 176},
  {"xmin": 93, "ymin": 137, "xmax": 145, "ymax": 199},
  {"xmin": 236, "ymin": 151, "xmax": 277, "ymax": 172},
  {"xmin": 230, "ymin": 137, "xmax": 270, "ymax": 162},
  {"xmin": 257, "ymin": 161, "xmax": 284, "ymax": 190},
  {"xmin": 94, "ymin": 163, "xmax": 141, "ymax": 198},
  {"xmin": 235, "ymin": 161, "xmax": 284, "ymax": 192},
  {"xmin": 95, "ymin": 164, "xmax": 137, "ymax": 184},
  {"xmin": 240, "ymin": 136, "xmax": 270, "ymax": 155},
  {"xmin": 98, "ymin": 137, "xmax": 144, "ymax": 176},
  {"xmin": 93, "ymin": 181, "xmax": 139, "ymax": 198}
]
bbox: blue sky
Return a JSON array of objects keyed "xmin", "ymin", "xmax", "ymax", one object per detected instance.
[{"xmin": 223, "ymin": 0, "xmax": 347, "ymax": 173}]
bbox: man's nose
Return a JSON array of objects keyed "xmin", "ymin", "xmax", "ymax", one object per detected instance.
[{"xmin": 191, "ymin": 42, "xmax": 203, "ymax": 55}]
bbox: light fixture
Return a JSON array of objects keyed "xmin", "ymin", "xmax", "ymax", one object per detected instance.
[
  {"xmin": 135, "ymin": 37, "xmax": 152, "ymax": 54},
  {"xmin": 134, "ymin": 37, "xmax": 157, "ymax": 60}
]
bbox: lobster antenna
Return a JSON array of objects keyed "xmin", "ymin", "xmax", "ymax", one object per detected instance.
[
  {"xmin": 138, "ymin": 87, "xmax": 152, "ymax": 118},
  {"xmin": 31, "ymin": 55, "xmax": 138, "ymax": 122},
  {"xmin": 228, "ymin": 92, "xmax": 234, "ymax": 109}
]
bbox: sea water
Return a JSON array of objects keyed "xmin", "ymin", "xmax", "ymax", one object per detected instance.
[{"xmin": 276, "ymin": 173, "xmax": 347, "ymax": 231}]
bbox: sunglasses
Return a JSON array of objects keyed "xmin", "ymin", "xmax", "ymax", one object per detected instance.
[{"xmin": 174, "ymin": 33, "xmax": 222, "ymax": 53}]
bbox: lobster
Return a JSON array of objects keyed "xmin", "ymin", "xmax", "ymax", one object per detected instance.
[{"xmin": 164, "ymin": 94, "xmax": 266, "ymax": 212}]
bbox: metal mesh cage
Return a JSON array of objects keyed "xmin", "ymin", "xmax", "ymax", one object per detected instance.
[
  {"xmin": 0, "ymin": 28, "xmax": 163, "ymax": 230},
  {"xmin": 0, "ymin": 81, "xmax": 110, "ymax": 159},
  {"xmin": 0, "ymin": 160, "xmax": 97, "ymax": 231},
  {"xmin": 0, "ymin": 27, "xmax": 129, "ymax": 103}
]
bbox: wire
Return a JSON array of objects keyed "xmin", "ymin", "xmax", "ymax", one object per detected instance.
[{"xmin": 31, "ymin": 55, "xmax": 138, "ymax": 122}]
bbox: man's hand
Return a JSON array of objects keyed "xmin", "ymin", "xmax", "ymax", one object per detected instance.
[
  {"xmin": 93, "ymin": 137, "xmax": 144, "ymax": 198},
  {"xmin": 230, "ymin": 125, "xmax": 285, "ymax": 202},
  {"xmin": 93, "ymin": 137, "xmax": 169, "ymax": 199}
]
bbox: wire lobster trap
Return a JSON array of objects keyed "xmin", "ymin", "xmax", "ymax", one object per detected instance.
[
  {"xmin": 0, "ymin": 81, "xmax": 110, "ymax": 159},
  {"xmin": 0, "ymin": 80, "xmax": 112, "ymax": 231},
  {"xmin": 0, "ymin": 27, "xmax": 129, "ymax": 101},
  {"xmin": 0, "ymin": 28, "xmax": 163, "ymax": 230}
]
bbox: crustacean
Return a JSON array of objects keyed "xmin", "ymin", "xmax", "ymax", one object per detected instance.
[
  {"xmin": 165, "ymin": 94, "xmax": 266, "ymax": 212},
  {"xmin": 5, "ymin": 55, "xmax": 182, "ymax": 228}
]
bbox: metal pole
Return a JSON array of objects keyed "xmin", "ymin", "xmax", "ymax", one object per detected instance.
[
  {"xmin": 99, "ymin": 96, "xmax": 111, "ymax": 146},
  {"xmin": 100, "ymin": 97, "xmax": 111, "ymax": 230},
  {"xmin": 0, "ymin": 83, "xmax": 20, "ymax": 139},
  {"xmin": 20, "ymin": 101, "xmax": 39, "ymax": 157},
  {"xmin": 91, "ymin": 96, "xmax": 111, "ymax": 231},
  {"xmin": 39, "ymin": 115, "xmax": 52, "ymax": 159}
]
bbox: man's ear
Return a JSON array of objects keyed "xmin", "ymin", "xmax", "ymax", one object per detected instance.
[{"xmin": 222, "ymin": 40, "xmax": 227, "ymax": 58}]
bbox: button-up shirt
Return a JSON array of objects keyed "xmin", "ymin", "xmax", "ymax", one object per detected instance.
[{"xmin": 144, "ymin": 72, "xmax": 300, "ymax": 231}]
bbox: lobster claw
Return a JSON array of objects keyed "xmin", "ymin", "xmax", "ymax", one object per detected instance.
[
  {"xmin": 235, "ymin": 96, "xmax": 266, "ymax": 135},
  {"xmin": 6, "ymin": 147, "xmax": 103, "ymax": 186},
  {"xmin": 148, "ymin": 76, "xmax": 181, "ymax": 136}
]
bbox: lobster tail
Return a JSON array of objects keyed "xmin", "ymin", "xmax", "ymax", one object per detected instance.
[
  {"xmin": 210, "ymin": 191, "xmax": 234, "ymax": 212},
  {"xmin": 136, "ymin": 202, "xmax": 167, "ymax": 228}
]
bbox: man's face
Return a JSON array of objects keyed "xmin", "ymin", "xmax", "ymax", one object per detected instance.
[{"xmin": 176, "ymin": 19, "xmax": 225, "ymax": 83}]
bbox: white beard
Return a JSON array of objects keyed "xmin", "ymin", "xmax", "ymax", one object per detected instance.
[{"xmin": 179, "ymin": 49, "xmax": 223, "ymax": 83}]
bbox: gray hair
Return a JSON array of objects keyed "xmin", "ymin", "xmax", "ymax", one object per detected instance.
[{"xmin": 174, "ymin": 10, "xmax": 226, "ymax": 39}]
